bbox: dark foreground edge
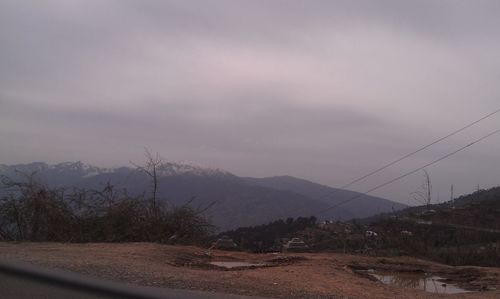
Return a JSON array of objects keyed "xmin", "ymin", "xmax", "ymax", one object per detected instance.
[{"xmin": 0, "ymin": 258, "xmax": 269, "ymax": 299}]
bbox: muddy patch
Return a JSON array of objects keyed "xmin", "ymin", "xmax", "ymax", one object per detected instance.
[
  {"xmin": 169, "ymin": 252, "xmax": 212, "ymax": 268},
  {"xmin": 209, "ymin": 261, "xmax": 267, "ymax": 269},
  {"xmin": 207, "ymin": 254, "xmax": 307, "ymax": 270},
  {"xmin": 350, "ymin": 261, "xmax": 496, "ymax": 294},
  {"xmin": 169, "ymin": 252, "xmax": 273, "ymax": 270},
  {"xmin": 369, "ymin": 271, "xmax": 472, "ymax": 294},
  {"xmin": 267, "ymin": 255, "xmax": 308, "ymax": 265}
]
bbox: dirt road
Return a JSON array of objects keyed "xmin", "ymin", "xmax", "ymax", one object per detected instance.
[{"xmin": 0, "ymin": 242, "xmax": 498, "ymax": 299}]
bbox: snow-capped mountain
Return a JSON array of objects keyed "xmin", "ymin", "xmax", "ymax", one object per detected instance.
[
  {"xmin": 0, "ymin": 161, "xmax": 406, "ymax": 230},
  {"xmin": 154, "ymin": 162, "xmax": 232, "ymax": 178},
  {"xmin": 0, "ymin": 161, "xmax": 111, "ymax": 181},
  {"xmin": 0, "ymin": 161, "xmax": 232, "ymax": 180}
]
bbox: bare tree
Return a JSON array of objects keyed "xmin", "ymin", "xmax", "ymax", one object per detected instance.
[
  {"xmin": 0, "ymin": 162, "xmax": 214, "ymax": 244},
  {"xmin": 0, "ymin": 171, "xmax": 73, "ymax": 241},
  {"xmin": 131, "ymin": 149, "xmax": 163, "ymax": 218},
  {"xmin": 411, "ymin": 169, "xmax": 432, "ymax": 208}
]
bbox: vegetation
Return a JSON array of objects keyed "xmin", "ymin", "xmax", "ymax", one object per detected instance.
[
  {"xmin": 0, "ymin": 158, "xmax": 214, "ymax": 244},
  {"xmin": 222, "ymin": 216, "xmax": 317, "ymax": 252},
  {"xmin": 370, "ymin": 218, "xmax": 500, "ymax": 267},
  {"xmin": 1, "ymin": 153, "xmax": 498, "ymax": 269},
  {"xmin": 374, "ymin": 186, "xmax": 500, "ymax": 267},
  {"xmin": 220, "ymin": 187, "xmax": 500, "ymax": 267}
]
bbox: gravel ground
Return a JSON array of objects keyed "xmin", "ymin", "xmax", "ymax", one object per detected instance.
[{"xmin": 0, "ymin": 242, "xmax": 499, "ymax": 299}]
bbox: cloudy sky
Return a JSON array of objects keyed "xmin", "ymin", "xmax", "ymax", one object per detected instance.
[{"xmin": 1, "ymin": 0, "xmax": 499, "ymax": 204}]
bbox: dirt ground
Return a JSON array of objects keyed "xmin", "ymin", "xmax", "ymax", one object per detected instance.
[{"xmin": 0, "ymin": 242, "xmax": 499, "ymax": 299}]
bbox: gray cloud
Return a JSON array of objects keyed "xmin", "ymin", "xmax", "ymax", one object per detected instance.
[{"xmin": 1, "ymin": 0, "xmax": 500, "ymax": 204}]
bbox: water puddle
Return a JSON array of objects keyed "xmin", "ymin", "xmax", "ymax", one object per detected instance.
[
  {"xmin": 209, "ymin": 261, "xmax": 266, "ymax": 269},
  {"xmin": 369, "ymin": 271, "xmax": 472, "ymax": 294}
]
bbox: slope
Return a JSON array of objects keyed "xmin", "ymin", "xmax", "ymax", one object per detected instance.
[{"xmin": 244, "ymin": 176, "xmax": 407, "ymax": 219}]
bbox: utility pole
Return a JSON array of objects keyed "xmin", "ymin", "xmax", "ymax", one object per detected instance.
[
  {"xmin": 450, "ymin": 184, "xmax": 454, "ymax": 201},
  {"xmin": 476, "ymin": 184, "xmax": 480, "ymax": 201},
  {"xmin": 424, "ymin": 170, "xmax": 432, "ymax": 208},
  {"xmin": 411, "ymin": 169, "xmax": 432, "ymax": 208}
]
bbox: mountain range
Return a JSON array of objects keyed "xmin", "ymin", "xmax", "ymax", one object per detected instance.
[{"xmin": 0, "ymin": 162, "xmax": 406, "ymax": 230}]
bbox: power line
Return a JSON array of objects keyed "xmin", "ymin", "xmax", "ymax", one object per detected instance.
[
  {"xmin": 315, "ymin": 107, "xmax": 500, "ymax": 201},
  {"xmin": 224, "ymin": 108, "xmax": 500, "ymax": 229},
  {"xmin": 314, "ymin": 128, "xmax": 500, "ymax": 215}
]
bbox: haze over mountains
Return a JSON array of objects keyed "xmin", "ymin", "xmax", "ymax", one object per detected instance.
[{"xmin": 0, "ymin": 162, "xmax": 406, "ymax": 230}]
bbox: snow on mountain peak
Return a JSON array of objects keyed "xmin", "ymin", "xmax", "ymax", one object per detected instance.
[
  {"xmin": 155, "ymin": 161, "xmax": 231, "ymax": 177},
  {"xmin": 0, "ymin": 161, "xmax": 233, "ymax": 179}
]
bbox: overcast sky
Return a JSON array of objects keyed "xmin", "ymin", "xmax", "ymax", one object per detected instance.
[{"xmin": 1, "ymin": 0, "xmax": 499, "ymax": 204}]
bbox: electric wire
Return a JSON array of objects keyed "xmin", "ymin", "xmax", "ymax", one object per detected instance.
[
  {"xmin": 315, "ymin": 108, "xmax": 500, "ymax": 201},
  {"xmin": 314, "ymin": 128, "xmax": 500, "ymax": 215}
]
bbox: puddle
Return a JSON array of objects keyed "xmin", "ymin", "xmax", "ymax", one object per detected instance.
[
  {"xmin": 209, "ymin": 261, "xmax": 266, "ymax": 269},
  {"xmin": 370, "ymin": 271, "xmax": 472, "ymax": 294}
]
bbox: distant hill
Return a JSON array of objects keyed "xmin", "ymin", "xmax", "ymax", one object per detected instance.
[
  {"xmin": 362, "ymin": 186, "xmax": 500, "ymax": 266},
  {"xmin": 244, "ymin": 176, "xmax": 406, "ymax": 219},
  {"xmin": 362, "ymin": 186, "xmax": 500, "ymax": 229},
  {"xmin": 0, "ymin": 162, "xmax": 406, "ymax": 230}
]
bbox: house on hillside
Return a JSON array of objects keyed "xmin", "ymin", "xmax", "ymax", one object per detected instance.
[
  {"xmin": 282, "ymin": 237, "xmax": 309, "ymax": 252},
  {"xmin": 318, "ymin": 220, "xmax": 353, "ymax": 234},
  {"xmin": 212, "ymin": 235, "xmax": 238, "ymax": 250}
]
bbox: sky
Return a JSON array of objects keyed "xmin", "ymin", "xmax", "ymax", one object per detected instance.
[{"xmin": 1, "ymin": 0, "xmax": 500, "ymax": 204}]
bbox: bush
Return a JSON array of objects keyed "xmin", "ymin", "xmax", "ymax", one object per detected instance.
[{"xmin": 0, "ymin": 173, "xmax": 214, "ymax": 244}]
